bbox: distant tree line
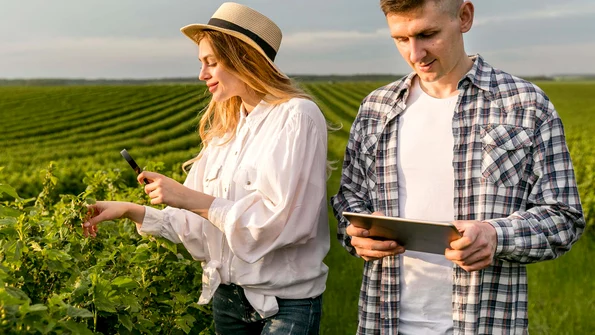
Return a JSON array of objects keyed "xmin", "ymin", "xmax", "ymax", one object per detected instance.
[{"xmin": 1, "ymin": 74, "xmax": 594, "ymax": 86}]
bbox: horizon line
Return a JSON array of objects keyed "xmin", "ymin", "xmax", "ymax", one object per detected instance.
[{"xmin": 2, "ymin": 73, "xmax": 595, "ymax": 81}]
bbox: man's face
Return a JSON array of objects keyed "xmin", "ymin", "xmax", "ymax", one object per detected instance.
[{"xmin": 387, "ymin": 1, "xmax": 466, "ymax": 85}]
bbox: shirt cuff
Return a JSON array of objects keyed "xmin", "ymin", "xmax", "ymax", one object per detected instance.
[
  {"xmin": 485, "ymin": 218, "xmax": 516, "ymax": 256},
  {"xmin": 138, "ymin": 206, "xmax": 165, "ymax": 236},
  {"xmin": 208, "ymin": 197, "xmax": 235, "ymax": 233}
]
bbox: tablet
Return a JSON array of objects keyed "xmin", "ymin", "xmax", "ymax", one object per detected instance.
[{"xmin": 342, "ymin": 211, "xmax": 462, "ymax": 254}]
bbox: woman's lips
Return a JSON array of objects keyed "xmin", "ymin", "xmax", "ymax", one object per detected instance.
[{"xmin": 208, "ymin": 82, "xmax": 218, "ymax": 93}]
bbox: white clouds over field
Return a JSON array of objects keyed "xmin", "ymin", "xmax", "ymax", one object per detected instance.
[{"xmin": 1, "ymin": 0, "xmax": 594, "ymax": 78}]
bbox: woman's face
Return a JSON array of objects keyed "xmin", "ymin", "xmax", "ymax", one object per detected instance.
[{"xmin": 198, "ymin": 38, "xmax": 249, "ymax": 102}]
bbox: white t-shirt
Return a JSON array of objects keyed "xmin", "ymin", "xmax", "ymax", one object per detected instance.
[
  {"xmin": 139, "ymin": 98, "xmax": 330, "ymax": 319},
  {"xmin": 397, "ymin": 78, "xmax": 459, "ymax": 335}
]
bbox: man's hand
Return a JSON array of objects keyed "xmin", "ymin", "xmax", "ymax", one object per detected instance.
[
  {"xmin": 346, "ymin": 211, "xmax": 405, "ymax": 261},
  {"xmin": 445, "ymin": 220, "xmax": 498, "ymax": 272}
]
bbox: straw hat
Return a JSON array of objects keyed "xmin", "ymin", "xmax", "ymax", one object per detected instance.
[{"xmin": 180, "ymin": 2, "xmax": 287, "ymax": 78}]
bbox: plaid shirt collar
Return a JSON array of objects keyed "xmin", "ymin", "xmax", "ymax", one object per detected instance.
[{"xmin": 386, "ymin": 54, "xmax": 495, "ymax": 111}]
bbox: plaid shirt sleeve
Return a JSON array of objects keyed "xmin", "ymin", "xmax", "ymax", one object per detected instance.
[
  {"xmin": 486, "ymin": 101, "xmax": 585, "ymax": 263},
  {"xmin": 330, "ymin": 105, "xmax": 375, "ymax": 256}
]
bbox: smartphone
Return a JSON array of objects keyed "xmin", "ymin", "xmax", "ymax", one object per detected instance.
[{"xmin": 120, "ymin": 149, "xmax": 150, "ymax": 184}]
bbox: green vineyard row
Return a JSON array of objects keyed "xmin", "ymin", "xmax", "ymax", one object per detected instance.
[{"xmin": 1, "ymin": 82, "xmax": 594, "ymax": 334}]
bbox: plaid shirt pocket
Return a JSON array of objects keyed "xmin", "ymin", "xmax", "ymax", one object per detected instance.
[{"xmin": 480, "ymin": 124, "xmax": 533, "ymax": 187}]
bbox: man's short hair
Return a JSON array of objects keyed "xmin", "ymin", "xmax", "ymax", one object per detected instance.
[{"xmin": 380, "ymin": 0, "xmax": 463, "ymax": 17}]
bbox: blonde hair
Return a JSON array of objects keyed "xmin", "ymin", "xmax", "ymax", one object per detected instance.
[{"xmin": 182, "ymin": 30, "xmax": 311, "ymax": 171}]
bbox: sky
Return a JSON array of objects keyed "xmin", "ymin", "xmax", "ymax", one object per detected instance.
[{"xmin": 1, "ymin": 0, "xmax": 594, "ymax": 79}]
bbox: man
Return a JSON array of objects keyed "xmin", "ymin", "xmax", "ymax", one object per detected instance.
[{"xmin": 330, "ymin": 0, "xmax": 585, "ymax": 334}]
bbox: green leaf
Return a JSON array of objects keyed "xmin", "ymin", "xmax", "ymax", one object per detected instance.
[
  {"xmin": 4, "ymin": 286, "xmax": 30, "ymax": 301},
  {"xmin": 3, "ymin": 240, "xmax": 25, "ymax": 263},
  {"xmin": 60, "ymin": 320, "xmax": 94, "ymax": 335},
  {"xmin": 131, "ymin": 244, "xmax": 151, "ymax": 263},
  {"xmin": 0, "ymin": 205, "xmax": 21, "ymax": 218},
  {"xmin": 71, "ymin": 279, "xmax": 91, "ymax": 300},
  {"xmin": 159, "ymin": 238, "xmax": 178, "ymax": 254},
  {"xmin": 175, "ymin": 314, "xmax": 196, "ymax": 334},
  {"xmin": 112, "ymin": 276, "xmax": 138, "ymax": 290},
  {"xmin": 189, "ymin": 303, "xmax": 212, "ymax": 314},
  {"xmin": 66, "ymin": 305, "xmax": 93, "ymax": 318},
  {"xmin": 0, "ymin": 184, "xmax": 19, "ymax": 199},
  {"xmin": 29, "ymin": 241, "xmax": 43, "ymax": 252},
  {"xmin": 94, "ymin": 295, "xmax": 117, "ymax": 313},
  {"xmin": 0, "ymin": 217, "xmax": 17, "ymax": 226},
  {"xmin": 118, "ymin": 314, "xmax": 133, "ymax": 331},
  {"xmin": 28, "ymin": 304, "xmax": 48, "ymax": 312},
  {"xmin": 136, "ymin": 316, "xmax": 156, "ymax": 331},
  {"xmin": 45, "ymin": 249, "xmax": 72, "ymax": 262}
]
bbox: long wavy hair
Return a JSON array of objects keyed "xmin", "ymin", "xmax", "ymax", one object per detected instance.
[{"xmin": 182, "ymin": 30, "xmax": 312, "ymax": 171}]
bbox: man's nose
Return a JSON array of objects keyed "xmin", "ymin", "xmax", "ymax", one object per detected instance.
[{"xmin": 409, "ymin": 39, "xmax": 427, "ymax": 64}]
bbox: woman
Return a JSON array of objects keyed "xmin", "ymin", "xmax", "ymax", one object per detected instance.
[{"xmin": 83, "ymin": 2, "xmax": 330, "ymax": 334}]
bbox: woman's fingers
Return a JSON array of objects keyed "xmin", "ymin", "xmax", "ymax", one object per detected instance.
[{"xmin": 138, "ymin": 171, "xmax": 160, "ymax": 185}]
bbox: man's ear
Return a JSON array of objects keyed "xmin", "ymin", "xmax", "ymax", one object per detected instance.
[{"xmin": 459, "ymin": 1, "xmax": 474, "ymax": 33}]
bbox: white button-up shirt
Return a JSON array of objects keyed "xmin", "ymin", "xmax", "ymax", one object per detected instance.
[{"xmin": 139, "ymin": 98, "xmax": 330, "ymax": 318}]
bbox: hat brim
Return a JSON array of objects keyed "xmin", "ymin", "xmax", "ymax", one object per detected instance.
[{"xmin": 180, "ymin": 24, "xmax": 289, "ymax": 79}]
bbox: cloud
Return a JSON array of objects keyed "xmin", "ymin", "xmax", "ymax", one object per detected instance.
[
  {"xmin": 481, "ymin": 41, "xmax": 595, "ymax": 76},
  {"xmin": 1, "ymin": 37, "xmax": 193, "ymax": 60},
  {"xmin": 474, "ymin": 3, "xmax": 595, "ymax": 26},
  {"xmin": 0, "ymin": 37, "xmax": 199, "ymax": 78},
  {"xmin": 282, "ymin": 28, "xmax": 390, "ymax": 52}
]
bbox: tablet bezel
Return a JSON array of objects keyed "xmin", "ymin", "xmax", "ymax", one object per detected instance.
[{"xmin": 342, "ymin": 211, "xmax": 462, "ymax": 254}]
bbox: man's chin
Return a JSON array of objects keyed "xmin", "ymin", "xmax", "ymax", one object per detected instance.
[{"xmin": 415, "ymin": 72, "xmax": 440, "ymax": 83}]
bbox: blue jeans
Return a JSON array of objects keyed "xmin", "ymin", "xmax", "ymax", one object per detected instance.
[{"xmin": 212, "ymin": 283, "xmax": 322, "ymax": 335}]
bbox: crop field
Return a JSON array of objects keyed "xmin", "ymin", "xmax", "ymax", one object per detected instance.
[{"xmin": 1, "ymin": 82, "xmax": 594, "ymax": 334}]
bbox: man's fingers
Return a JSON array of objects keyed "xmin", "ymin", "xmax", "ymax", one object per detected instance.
[
  {"xmin": 446, "ymin": 245, "xmax": 493, "ymax": 272},
  {"xmin": 346, "ymin": 224, "xmax": 370, "ymax": 237},
  {"xmin": 451, "ymin": 256, "xmax": 493, "ymax": 272},
  {"xmin": 356, "ymin": 247, "xmax": 404, "ymax": 261},
  {"xmin": 351, "ymin": 236, "xmax": 399, "ymax": 250},
  {"xmin": 449, "ymin": 225, "xmax": 479, "ymax": 250},
  {"xmin": 449, "ymin": 235, "xmax": 473, "ymax": 250},
  {"xmin": 351, "ymin": 235, "xmax": 404, "ymax": 261}
]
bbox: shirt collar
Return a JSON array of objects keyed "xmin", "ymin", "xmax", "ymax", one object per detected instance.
[
  {"xmin": 391, "ymin": 54, "xmax": 497, "ymax": 109},
  {"xmin": 458, "ymin": 54, "xmax": 498, "ymax": 98},
  {"xmin": 239, "ymin": 100, "xmax": 275, "ymax": 132}
]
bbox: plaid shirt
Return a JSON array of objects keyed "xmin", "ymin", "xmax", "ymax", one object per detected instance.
[{"xmin": 330, "ymin": 55, "xmax": 585, "ymax": 335}]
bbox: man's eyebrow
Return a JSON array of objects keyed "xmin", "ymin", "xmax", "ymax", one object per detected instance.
[{"xmin": 392, "ymin": 27, "xmax": 439, "ymax": 39}]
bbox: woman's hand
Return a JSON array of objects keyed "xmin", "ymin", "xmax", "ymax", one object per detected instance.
[
  {"xmin": 139, "ymin": 171, "xmax": 215, "ymax": 217},
  {"xmin": 83, "ymin": 201, "xmax": 144, "ymax": 237}
]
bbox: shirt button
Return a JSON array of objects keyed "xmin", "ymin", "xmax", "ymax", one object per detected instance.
[
  {"xmin": 246, "ymin": 181, "xmax": 251, "ymax": 185},
  {"xmin": 234, "ymin": 151, "xmax": 238, "ymax": 155},
  {"xmin": 224, "ymin": 187, "xmax": 227, "ymax": 192}
]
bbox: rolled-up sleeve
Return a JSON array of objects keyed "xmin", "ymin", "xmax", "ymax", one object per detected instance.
[
  {"xmin": 137, "ymin": 153, "xmax": 210, "ymax": 261},
  {"xmin": 138, "ymin": 206, "xmax": 208, "ymax": 261}
]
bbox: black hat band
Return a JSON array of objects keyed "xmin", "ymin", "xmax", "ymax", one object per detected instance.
[{"xmin": 208, "ymin": 18, "xmax": 277, "ymax": 61}]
